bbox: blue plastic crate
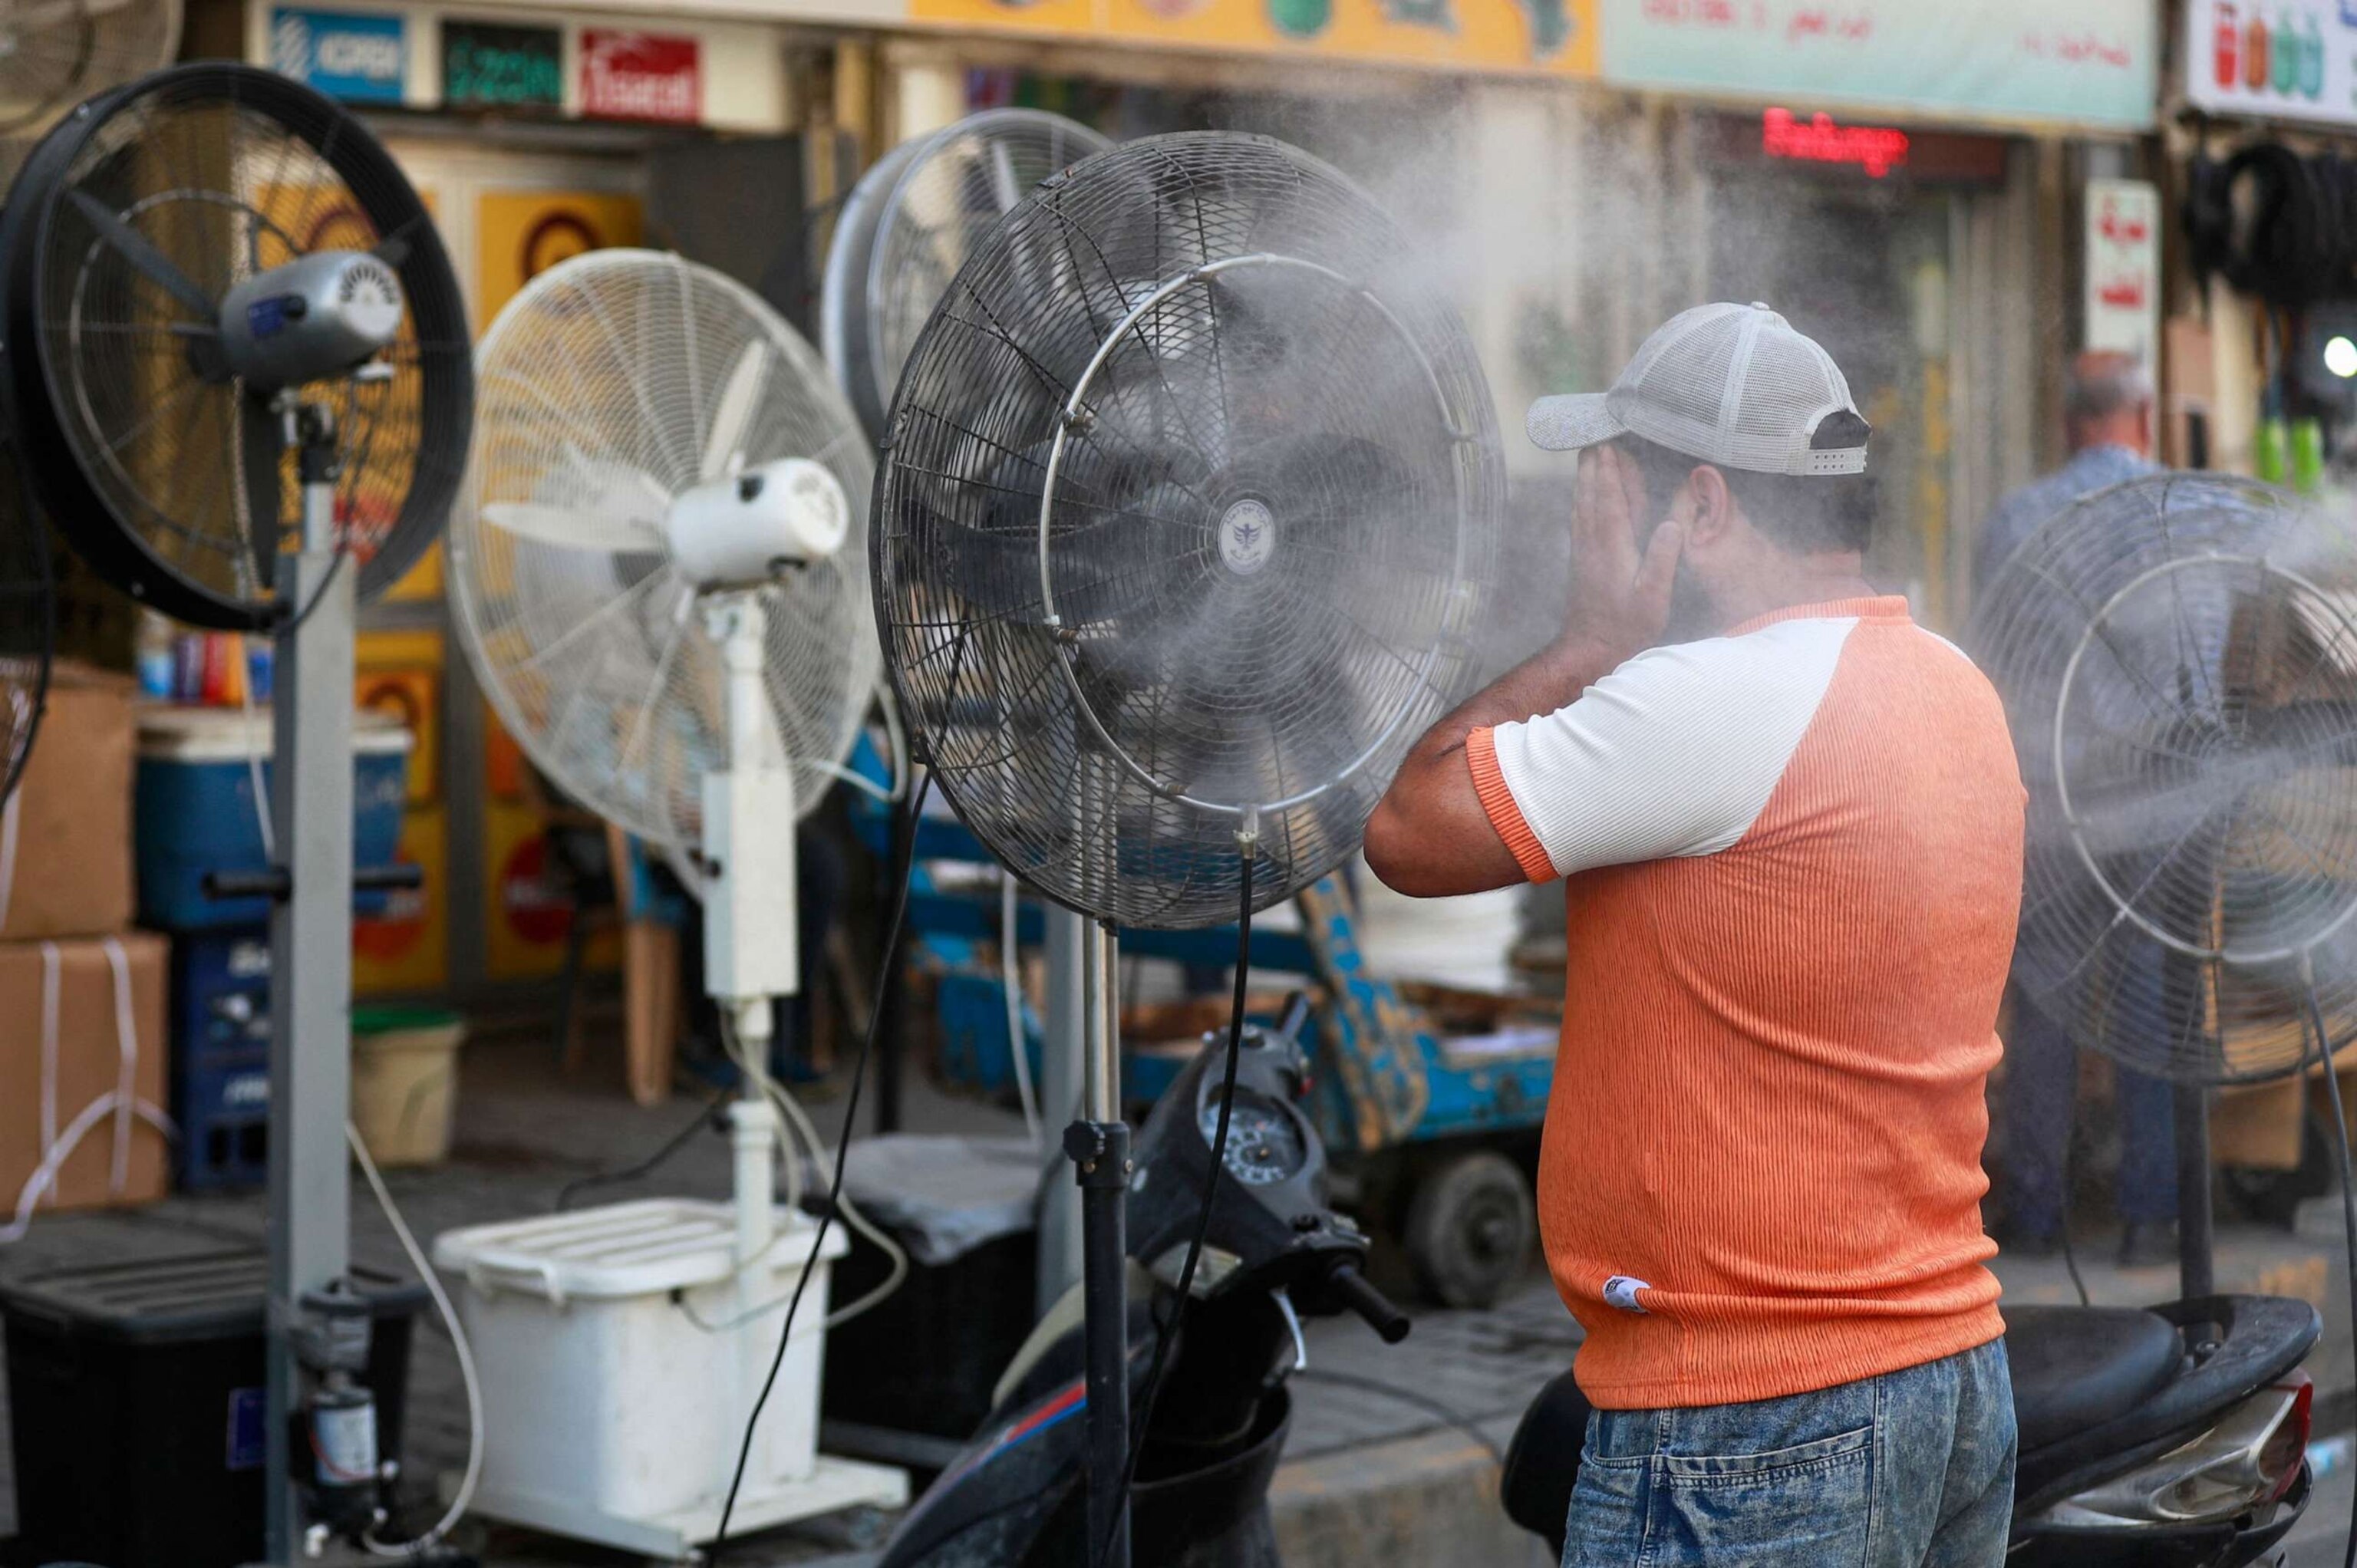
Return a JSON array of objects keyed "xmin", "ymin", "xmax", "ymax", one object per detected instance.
[
  {"xmin": 168, "ymin": 926, "xmax": 274, "ymax": 1191},
  {"xmin": 134, "ymin": 708, "xmax": 412, "ymax": 931},
  {"xmin": 169, "ymin": 927, "xmax": 272, "ymax": 1067}
]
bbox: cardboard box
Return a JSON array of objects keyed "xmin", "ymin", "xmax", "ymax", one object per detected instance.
[
  {"xmin": 0, "ymin": 931, "xmax": 169, "ymax": 1217},
  {"xmin": 0, "ymin": 661, "xmax": 135, "ymax": 940}
]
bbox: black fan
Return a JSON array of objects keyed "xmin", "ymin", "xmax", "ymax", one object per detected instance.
[
  {"xmin": 0, "ymin": 63, "xmax": 472, "ymax": 629},
  {"xmin": 873, "ymin": 132, "xmax": 1501, "ymax": 931},
  {"xmin": 0, "ymin": 433, "xmax": 50, "ymax": 802},
  {"xmin": 870, "ymin": 130, "xmax": 1501, "ymax": 1568}
]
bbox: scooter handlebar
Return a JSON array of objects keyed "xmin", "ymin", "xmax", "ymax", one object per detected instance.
[{"xmin": 1328, "ymin": 1263, "xmax": 1411, "ymax": 1344}]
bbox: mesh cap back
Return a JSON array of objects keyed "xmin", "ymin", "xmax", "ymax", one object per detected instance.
[{"xmin": 1528, "ymin": 302, "xmax": 1869, "ymax": 477}]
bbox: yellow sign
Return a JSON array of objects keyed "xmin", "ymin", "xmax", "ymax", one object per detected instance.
[
  {"xmin": 910, "ymin": 0, "xmax": 1596, "ymax": 76},
  {"xmin": 476, "ymin": 189, "xmax": 646, "ymax": 326},
  {"xmin": 354, "ymin": 628, "xmax": 449, "ymax": 996}
]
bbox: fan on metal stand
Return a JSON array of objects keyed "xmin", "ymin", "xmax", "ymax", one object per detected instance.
[
  {"xmin": 822, "ymin": 107, "xmax": 1111, "ymax": 443},
  {"xmin": 1968, "ymin": 473, "xmax": 2357, "ymax": 1295},
  {"xmin": 871, "ymin": 131, "xmax": 1502, "ymax": 1566},
  {"xmin": 0, "ymin": 61, "xmax": 471, "ymax": 1563},
  {"xmin": 440, "ymin": 247, "xmax": 905, "ymax": 1557}
]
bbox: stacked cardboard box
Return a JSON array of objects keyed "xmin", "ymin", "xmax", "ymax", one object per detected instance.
[{"xmin": 0, "ymin": 663, "xmax": 167, "ymax": 1226}]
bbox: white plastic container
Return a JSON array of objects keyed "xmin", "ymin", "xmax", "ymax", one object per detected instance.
[{"xmin": 430, "ymin": 1197, "xmax": 849, "ymax": 1524}]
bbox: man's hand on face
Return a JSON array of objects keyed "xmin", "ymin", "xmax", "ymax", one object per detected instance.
[{"xmin": 1564, "ymin": 443, "xmax": 1685, "ymax": 670}]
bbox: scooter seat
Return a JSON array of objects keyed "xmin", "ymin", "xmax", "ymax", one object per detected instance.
[{"xmin": 2006, "ymin": 1304, "xmax": 2182, "ymax": 1452}]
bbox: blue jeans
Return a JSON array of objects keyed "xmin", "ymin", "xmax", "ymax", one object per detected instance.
[{"xmin": 1563, "ymin": 1340, "xmax": 2015, "ymax": 1568}]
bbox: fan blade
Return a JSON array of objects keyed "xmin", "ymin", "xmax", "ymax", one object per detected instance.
[
  {"xmin": 68, "ymin": 189, "xmax": 216, "ymax": 322},
  {"xmin": 701, "ymin": 341, "xmax": 770, "ymax": 481},
  {"xmin": 482, "ymin": 502, "xmax": 664, "ymax": 553}
]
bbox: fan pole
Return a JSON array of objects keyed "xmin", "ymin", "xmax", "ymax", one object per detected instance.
[
  {"xmin": 265, "ymin": 407, "xmax": 359, "ymax": 1563},
  {"xmin": 704, "ymin": 594, "xmax": 802, "ymax": 1494},
  {"xmin": 1066, "ymin": 914, "xmax": 1131, "ymax": 1568}
]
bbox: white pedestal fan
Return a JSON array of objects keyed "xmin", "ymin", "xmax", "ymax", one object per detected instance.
[{"xmin": 439, "ymin": 248, "xmax": 903, "ymax": 1557}]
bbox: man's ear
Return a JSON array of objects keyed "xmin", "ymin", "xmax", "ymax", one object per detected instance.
[{"xmin": 1685, "ymin": 464, "xmax": 1736, "ymax": 544}]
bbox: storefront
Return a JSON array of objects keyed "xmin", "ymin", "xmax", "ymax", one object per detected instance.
[{"xmin": 176, "ymin": 0, "xmax": 2164, "ymax": 1004}]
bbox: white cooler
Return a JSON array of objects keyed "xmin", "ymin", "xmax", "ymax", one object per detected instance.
[{"xmin": 431, "ymin": 1197, "xmax": 904, "ymax": 1553}]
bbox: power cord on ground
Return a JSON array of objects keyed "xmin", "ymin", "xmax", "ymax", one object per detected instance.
[
  {"xmin": 1292, "ymin": 1368, "xmax": 1502, "ymax": 1466},
  {"xmin": 710, "ymin": 772, "xmax": 933, "ymax": 1560},
  {"xmin": 552, "ymin": 1088, "xmax": 727, "ymax": 1212},
  {"xmin": 348, "ymin": 1121, "xmax": 481, "ymax": 1558},
  {"xmin": 1091, "ymin": 852, "xmax": 1256, "ymax": 1568}
]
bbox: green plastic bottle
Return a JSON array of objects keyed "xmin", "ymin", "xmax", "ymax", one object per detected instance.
[
  {"xmin": 2256, "ymin": 413, "xmax": 2290, "ymax": 485},
  {"xmin": 2293, "ymin": 416, "xmax": 2326, "ymax": 492}
]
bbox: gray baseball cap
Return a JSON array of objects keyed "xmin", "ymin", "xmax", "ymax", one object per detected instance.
[{"xmin": 1527, "ymin": 301, "xmax": 1870, "ymax": 477}]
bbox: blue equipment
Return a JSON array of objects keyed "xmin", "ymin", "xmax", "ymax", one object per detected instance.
[{"xmin": 847, "ymin": 736, "xmax": 1555, "ymax": 1307}]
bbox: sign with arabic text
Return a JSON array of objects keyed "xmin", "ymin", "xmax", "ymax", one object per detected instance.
[
  {"xmin": 269, "ymin": 7, "xmax": 405, "ymax": 104},
  {"xmin": 2084, "ymin": 178, "xmax": 2159, "ymax": 365},
  {"xmin": 1600, "ymin": 0, "xmax": 2155, "ymax": 129},
  {"xmin": 443, "ymin": 20, "xmax": 561, "ymax": 111},
  {"xmin": 579, "ymin": 29, "xmax": 701, "ymax": 123}
]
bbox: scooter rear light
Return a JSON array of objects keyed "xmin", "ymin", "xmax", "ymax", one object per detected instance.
[
  {"xmin": 2029, "ymin": 1372, "xmax": 2314, "ymax": 1528},
  {"xmin": 2260, "ymin": 1372, "xmax": 2312, "ymax": 1503}
]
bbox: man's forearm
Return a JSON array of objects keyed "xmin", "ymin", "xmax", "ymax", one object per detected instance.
[{"xmin": 1405, "ymin": 634, "xmax": 1628, "ymax": 769}]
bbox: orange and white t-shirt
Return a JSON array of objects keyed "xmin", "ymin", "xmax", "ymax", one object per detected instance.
[{"xmin": 1467, "ymin": 596, "xmax": 2024, "ymax": 1410}]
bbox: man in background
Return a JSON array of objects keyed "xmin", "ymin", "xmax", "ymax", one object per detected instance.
[{"xmin": 1976, "ymin": 350, "xmax": 2176, "ymax": 1267}]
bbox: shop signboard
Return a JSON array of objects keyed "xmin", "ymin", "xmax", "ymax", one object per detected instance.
[
  {"xmin": 2084, "ymin": 177, "xmax": 2160, "ymax": 366},
  {"xmin": 2186, "ymin": 2, "xmax": 2357, "ymax": 125},
  {"xmin": 444, "ymin": 20, "xmax": 562, "ymax": 112},
  {"xmin": 579, "ymin": 29, "xmax": 701, "ymax": 124},
  {"xmin": 269, "ymin": 6, "xmax": 406, "ymax": 104},
  {"xmin": 1599, "ymin": 0, "xmax": 2156, "ymax": 130},
  {"xmin": 907, "ymin": 0, "xmax": 1600, "ymax": 78}
]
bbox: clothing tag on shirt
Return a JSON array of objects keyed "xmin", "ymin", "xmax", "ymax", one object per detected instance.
[{"xmin": 1602, "ymin": 1275, "xmax": 1651, "ymax": 1313}]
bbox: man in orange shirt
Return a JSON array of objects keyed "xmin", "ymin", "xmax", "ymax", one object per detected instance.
[{"xmin": 1366, "ymin": 304, "xmax": 2024, "ymax": 1566}]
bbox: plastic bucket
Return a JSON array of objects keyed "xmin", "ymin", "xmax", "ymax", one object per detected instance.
[{"xmin": 351, "ymin": 1006, "xmax": 462, "ymax": 1168}]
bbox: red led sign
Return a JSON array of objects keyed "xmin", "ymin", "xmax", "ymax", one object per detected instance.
[{"xmin": 1761, "ymin": 107, "xmax": 1910, "ymax": 179}]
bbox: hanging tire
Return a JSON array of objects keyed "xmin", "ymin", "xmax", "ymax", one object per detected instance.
[{"xmin": 1403, "ymin": 1149, "xmax": 1536, "ymax": 1309}]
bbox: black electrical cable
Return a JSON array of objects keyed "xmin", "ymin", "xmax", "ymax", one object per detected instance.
[
  {"xmin": 711, "ymin": 772, "xmax": 932, "ymax": 1560},
  {"xmin": 1292, "ymin": 1367, "xmax": 1505, "ymax": 1467},
  {"xmin": 1091, "ymin": 851, "xmax": 1255, "ymax": 1568},
  {"xmin": 2059, "ymin": 1092, "xmax": 2092, "ymax": 1309},
  {"xmin": 552, "ymin": 1087, "xmax": 726, "ymax": 1213},
  {"xmin": 2298, "ymin": 977, "xmax": 2357, "ymax": 1568}
]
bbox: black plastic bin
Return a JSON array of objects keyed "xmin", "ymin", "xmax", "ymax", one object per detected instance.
[{"xmin": 0, "ymin": 1250, "xmax": 426, "ymax": 1568}]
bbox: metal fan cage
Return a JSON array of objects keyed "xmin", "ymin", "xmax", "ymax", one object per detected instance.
[
  {"xmin": 822, "ymin": 108, "xmax": 1113, "ymax": 442},
  {"xmin": 0, "ymin": 433, "xmax": 51, "ymax": 803},
  {"xmin": 873, "ymin": 132, "xmax": 1502, "ymax": 930},
  {"xmin": 0, "ymin": 63, "xmax": 472, "ymax": 630},
  {"xmin": 0, "ymin": 0, "xmax": 183, "ymax": 144},
  {"xmin": 451, "ymin": 250, "xmax": 879, "ymax": 853},
  {"xmin": 1969, "ymin": 471, "xmax": 2357, "ymax": 1085}
]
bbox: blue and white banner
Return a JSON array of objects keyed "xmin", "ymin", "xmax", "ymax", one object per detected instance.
[{"xmin": 270, "ymin": 7, "xmax": 407, "ymax": 104}]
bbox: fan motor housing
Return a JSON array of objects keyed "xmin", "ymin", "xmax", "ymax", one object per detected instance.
[
  {"xmin": 216, "ymin": 251, "xmax": 405, "ymax": 392},
  {"xmin": 668, "ymin": 457, "xmax": 849, "ymax": 588}
]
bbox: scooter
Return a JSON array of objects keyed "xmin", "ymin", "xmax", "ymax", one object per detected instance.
[
  {"xmin": 877, "ymin": 994, "xmax": 1411, "ymax": 1568},
  {"xmin": 1502, "ymin": 1293, "xmax": 2320, "ymax": 1567}
]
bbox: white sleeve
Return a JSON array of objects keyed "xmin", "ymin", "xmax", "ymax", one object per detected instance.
[{"xmin": 1475, "ymin": 618, "xmax": 1856, "ymax": 879}]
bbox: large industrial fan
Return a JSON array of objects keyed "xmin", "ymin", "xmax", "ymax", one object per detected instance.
[
  {"xmin": 869, "ymin": 130, "xmax": 1502, "ymax": 1565},
  {"xmin": 440, "ymin": 247, "xmax": 905, "ymax": 1556},
  {"xmin": 822, "ymin": 107, "xmax": 1112, "ymax": 441},
  {"xmin": 1966, "ymin": 472, "xmax": 2357, "ymax": 1298},
  {"xmin": 0, "ymin": 62, "xmax": 472, "ymax": 1564},
  {"xmin": 0, "ymin": 0, "xmax": 180, "ymax": 153},
  {"xmin": 0, "ymin": 437, "xmax": 48, "ymax": 803}
]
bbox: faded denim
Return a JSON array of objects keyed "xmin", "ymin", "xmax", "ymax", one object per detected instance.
[{"xmin": 1563, "ymin": 1339, "xmax": 2014, "ymax": 1567}]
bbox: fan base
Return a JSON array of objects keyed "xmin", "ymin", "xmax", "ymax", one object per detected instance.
[{"xmin": 452, "ymin": 1456, "xmax": 909, "ymax": 1556}]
